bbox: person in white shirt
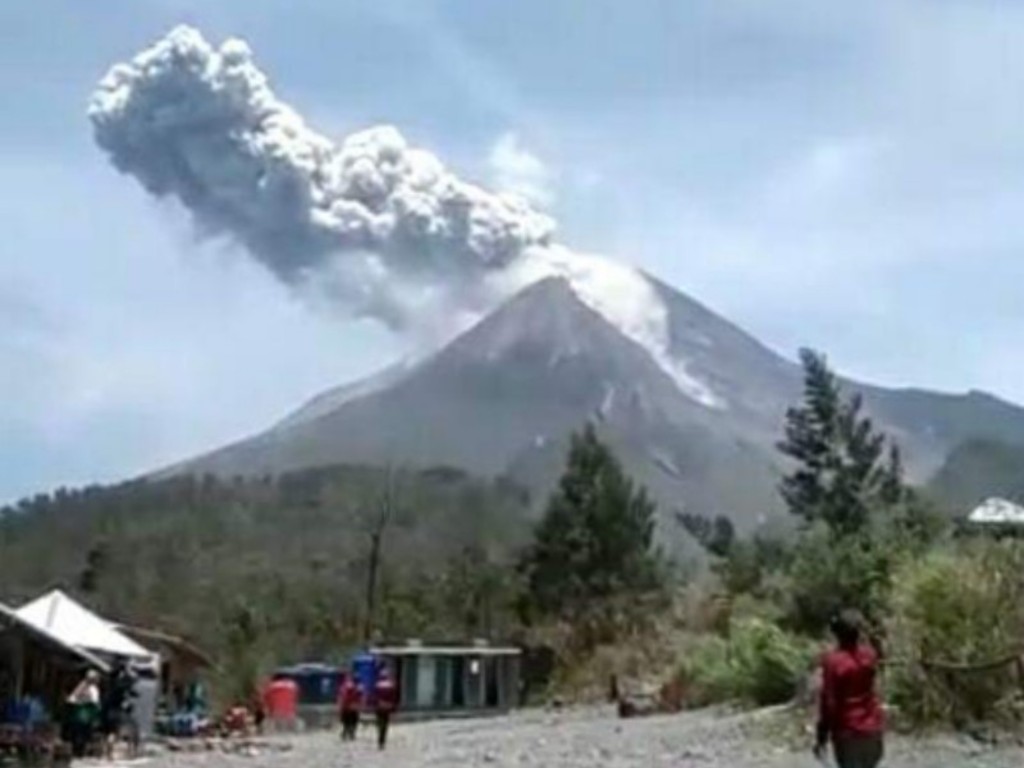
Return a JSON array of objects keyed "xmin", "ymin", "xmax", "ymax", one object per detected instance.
[{"xmin": 66, "ymin": 669, "xmax": 101, "ymax": 757}]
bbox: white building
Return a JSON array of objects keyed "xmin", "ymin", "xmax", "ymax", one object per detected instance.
[{"xmin": 966, "ymin": 497, "xmax": 1024, "ymax": 526}]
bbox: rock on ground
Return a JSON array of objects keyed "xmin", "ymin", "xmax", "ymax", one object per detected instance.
[{"xmin": 140, "ymin": 707, "xmax": 1022, "ymax": 768}]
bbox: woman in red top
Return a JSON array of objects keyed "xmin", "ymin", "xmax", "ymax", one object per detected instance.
[
  {"xmin": 815, "ymin": 609, "xmax": 885, "ymax": 768},
  {"xmin": 337, "ymin": 673, "xmax": 362, "ymax": 742},
  {"xmin": 373, "ymin": 667, "xmax": 397, "ymax": 750}
]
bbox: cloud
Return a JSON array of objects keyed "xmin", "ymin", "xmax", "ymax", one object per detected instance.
[{"xmin": 488, "ymin": 132, "xmax": 555, "ymax": 206}]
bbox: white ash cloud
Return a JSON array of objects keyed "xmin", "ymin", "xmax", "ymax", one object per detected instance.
[
  {"xmin": 89, "ymin": 25, "xmax": 721, "ymax": 407},
  {"xmin": 89, "ymin": 26, "xmax": 554, "ymax": 330}
]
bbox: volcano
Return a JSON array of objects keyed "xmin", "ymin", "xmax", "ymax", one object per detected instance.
[{"xmin": 172, "ymin": 273, "xmax": 1024, "ymax": 532}]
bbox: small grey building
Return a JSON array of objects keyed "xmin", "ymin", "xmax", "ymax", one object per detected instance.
[{"xmin": 370, "ymin": 641, "xmax": 521, "ymax": 719}]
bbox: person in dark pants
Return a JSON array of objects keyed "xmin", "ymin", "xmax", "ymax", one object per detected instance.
[
  {"xmin": 814, "ymin": 609, "xmax": 885, "ymax": 768},
  {"xmin": 66, "ymin": 669, "xmax": 101, "ymax": 758},
  {"xmin": 337, "ymin": 673, "xmax": 362, "ymax": 742},
  {"xmin": 373, "ymin": 667, "xmax": 397, "ymax": 750},
  {"xmin": 101, "ymin": 659, "xmax": 138, "ymax": 761}
]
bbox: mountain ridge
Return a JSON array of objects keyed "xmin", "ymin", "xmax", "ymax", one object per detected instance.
[{"xmin": 168, "ymin": 272, "xmax": 1024, "ymax": 533}]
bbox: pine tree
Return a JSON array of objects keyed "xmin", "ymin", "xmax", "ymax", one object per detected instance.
[
  {"xmin": 879, "ymin": 444, "xmax": 906, "ymax": 506},
  {"xmin": 778, "ymin": 349, "xmax": 908, "ymax": 538},
  {"xmin": 77, "ymin": 540, "xmax": 110, "ymax": 595},
  {"xmin": 778, "ymin": 349, "xmax": 845, "ymax": 525},
  {"xmin": 520, "ymin": 424, "xmax": 660, "ymax": 621}
]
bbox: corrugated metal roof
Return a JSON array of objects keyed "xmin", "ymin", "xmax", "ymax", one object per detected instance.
[
  {"xmin": 370, "ymin": 645, "xmax": 521, "ymax": 657},
  {"xmin": 16, "ymin": 590, "xmax": 154, "ymax": 660},
  {"xmin": 117, "ymin": 624, "xmax": 214, "ymax": 668},
  {"xmin": 0, "ymin": 601, "xmax": 110, "ymax": 672}
]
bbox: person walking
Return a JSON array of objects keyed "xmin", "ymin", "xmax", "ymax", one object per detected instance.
[
  {"xmin": 100, "ymin": 659, "xmax": 138, "ymax": 761},
  {"xmin": 372, "ymin": 667, "xmax": 397, "ymax": 750},
  {"xmin": 66, "ymin": 669, "xmax": 101, "ymax": 758},
  {"xmin": 814, "ymin": 609, "xmax": 885, "ymax": 768},
  {"xmin": 338, "ymin": 673, "xmax": 362, "ymax": 742}
]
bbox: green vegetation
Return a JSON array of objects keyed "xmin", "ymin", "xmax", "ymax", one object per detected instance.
[
  {"xmin": 519, "ymin": 424, "xmax": 665, "ymax": 648},
  {"xmin": 886, "ymin": 542, "xmax": 1024, "ymax": 727},
  {"xmin": 682, "ymin": 348, "xmax": 1024, "ymax": 728},
  {"xmin": 0, "ymin": 465, "xmax": 531, "ymax": 703},
  {"xmin": 778, "ymin": 349, "xmax": 908, "ymax": 538},
  {"xmin": 683, "ymin": 617, "xmax": 816, "ymax": 707},
  {"xmin": 3, "ymin": 349, "xmax": 1023, "ymax": 728},
  {"xmin": 1, "ymin": 426, "xmax": 669, "ymax": 704}
]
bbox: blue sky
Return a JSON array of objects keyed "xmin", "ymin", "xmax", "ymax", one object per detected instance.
[{"xmin": 2, "ymin": 0, "xmax": 1023, "ymax": 501}]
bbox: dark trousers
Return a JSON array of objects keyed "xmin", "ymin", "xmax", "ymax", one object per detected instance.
[
  {"xmin": 834, "ymin": 734, "xmax": 884, "ymax": 768},
  {"xmin": 375, "ymin": 710, "xmax": 391, "ymax": 749},
  {"xmin": 67, "ymin": 719, "xmax": 91, "ymax": 758},
  {"xmin": 340, "ymin": 710, "xmax": 359, "ymax": 741}
]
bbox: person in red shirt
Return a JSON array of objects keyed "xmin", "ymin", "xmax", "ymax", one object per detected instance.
[
  {"xmin": 337, "ymin": 673, "xmax": 362, "ymax": 742},
  {"xmin": 815, "ymin": 609, "xmax": 885, "ymax": 768},
  {"xmin": 373, "ymin": 666, "xmax": 397, "ymax": 750}
]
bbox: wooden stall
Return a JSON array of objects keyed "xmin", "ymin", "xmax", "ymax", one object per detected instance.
[
  {"xmin": 0, "ymin": 601, "xmax": 108, "ymax": 755},
  {"xmin": 117, "ymin": 624, "xmax": 213, "ymax": 703}
]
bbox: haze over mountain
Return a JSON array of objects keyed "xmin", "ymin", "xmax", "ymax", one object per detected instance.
[{"xmin": 172, "ymin": 273, "xmax": 1024, "ymax": 530}]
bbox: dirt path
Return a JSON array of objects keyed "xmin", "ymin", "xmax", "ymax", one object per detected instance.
[{"xmin": 138, "ymin": 707, "xmax": 1021, "ymax": 768}]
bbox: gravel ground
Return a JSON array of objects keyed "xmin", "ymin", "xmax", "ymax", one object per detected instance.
[{"xmin": 137, "ymin": 707, "xmax": 1022, "ymax": 768}]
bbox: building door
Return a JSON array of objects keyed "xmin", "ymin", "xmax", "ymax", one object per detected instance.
[
  {"xmin": 485, "ymin": 657, "xmax": 500, "ymax": 708},
  {"xmin": 434, "ymin": 656, "xmax": 451, "ymax": 709},
  {"xmin": 451, "ymin": 656, "xmax": 465, "ymax": 707},
  {"xmin": 416, "ymin": 656, "xmax": 436, "ymax": 709}
]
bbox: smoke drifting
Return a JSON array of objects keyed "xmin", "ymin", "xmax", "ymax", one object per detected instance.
[
  {"xmin": 90, "ymin": 26, "xmax": 720, "ymax": 406},
  {"xmin": 89, "ymin": 25, "xmax": 555, "ymax": 332}
]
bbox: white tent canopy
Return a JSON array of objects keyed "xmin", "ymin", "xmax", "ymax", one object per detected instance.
[
  {"xmin": 15, "ymin": 590, "xmax": 155, "ymax": 661},
  {"xmin": 967, "ymin": 497, "xmax": 1024, "ymax": 525}
]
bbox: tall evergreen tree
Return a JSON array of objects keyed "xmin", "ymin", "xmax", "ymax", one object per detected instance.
[
  {"xmin": 778, "ymin": 349, "xmax": 906, "ymax": 538},
  {"xmin": 879, "ymin": 444, "xmax": 907, "ymax": 507},
  {"xmin": 77, "ymin": 541, "xmax": 110, "ymax": 595},
  {"xmin": 778, "ymin": 349, "xmax": 843, "ymax": 525},
  {"xmin": 521, "ymin": 424, "xmax": 660, "ymax": 620}
]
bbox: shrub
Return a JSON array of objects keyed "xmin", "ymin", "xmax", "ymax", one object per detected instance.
[
  {"xmin": 684, "ymin": 618, "xmax": 817, "ymax": 707},
  {"xmin": 729, "ymin": 593, "xmax": 786, "ymax": 625},
  {"xmin": 684, "ymin": 633, "xmax": 734, "ymax": 705},
  {"xmin": 784, "ymin": 524, "xmax": 894, "ymax": 634},
  {"xmin": 886, "ymin": 540, "xmax": 1024, "ymax": 727}
]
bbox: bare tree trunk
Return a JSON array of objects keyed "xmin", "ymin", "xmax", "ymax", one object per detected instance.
[
  {"xmin": 363, "ymin": 529, "xmax": 382, "ymax": 645},
  {"xmin": 362, "ymin": 466, "xmax": 395, "ymax": 646}
]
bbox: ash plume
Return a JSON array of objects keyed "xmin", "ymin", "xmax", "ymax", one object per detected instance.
[
  {"xmin": 89, "ymin": 26, "xmax": 720, "ymax": 406},
  {"xmin": 89, "ymin": 26, "xmax": 554, "ymax": 332}
]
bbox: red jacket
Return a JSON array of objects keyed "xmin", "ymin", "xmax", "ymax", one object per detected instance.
[
  {"xmin": 373, "ymin": 677, "xmax": 397, "ymax": 713},
  {"xmin": 338, "ymin": 679, "xmax": 362, "ymax": 713},
  {"xmin": 819, "ymin": 644, "xmax": 884, "ymax": 738}
]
